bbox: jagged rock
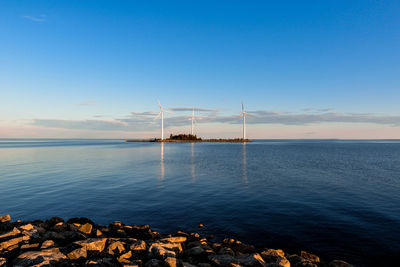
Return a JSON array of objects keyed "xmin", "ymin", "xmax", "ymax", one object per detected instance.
[
  {"xmin": 0, "ymin": 227, "xmax": 20, "ymax": 240},
  {"xmin": 41, "ymin": 240, "xmax": 55, "ymax": 249},
  {"xmin": 19, "ymin": 224, "xmax": 34, "ymax": 231},
  {"xmin": 145, "ymin": 259, "xmax": 163, "ymax": 267},
  {"xmin": 237, "ymin": 253, "xmax": 266, "ymax": 267},
  {"xmin": 20, "ymin": 243, "xmax": 40, "ymax": 250},
  {"xmin": 149, "ymin": 244, "xmax": 176, "ymax": 259},
  {"xmin": 67, "ymin": 217, "xmax": 94, "ymax": 226},
  {"xmin": 300, "ymin": 252, "xmax": 319, "ymax": 263},
  {"xmin": 53, "ymin": 222, "xmax": 69, "ymax": 232},
  {"xmin": 0, "ymin": 258, "xmax": 6, "ymax": 266},
  {"xmin": 164, "ymin": 256, "xmax": 178, "ymax": 267},
  {"xmin": 329, "ymin": 260, "xmax": 353, "ymax": 267},
  {"xmin": 96, "ymin": 229, "xmax": 103, "ymax": 237},
  {"xmin": 130, "ymin": 239, "xmax": 147, "ymax": 255},
  {"xmin": 0, "ymin": 235, "xmax": 30, "ymax": 251},
  {"xmin": 78, "ymin": 223, "xmax": 93, "ymax": 234},
  {"xmin": 149, "ymin": 241, "xmax": 183, "ymax": 254},
  {"xmin": 287, "ymin": 255, "xmax": 315, "ymax": 267},
  {"xmin": 261, "ymin": 249, "xmax": 285, "ymax": 263},
  {"xmin": 182, "ymin": 261, "xmax": 197, "ymax": 267},
  {"xmin": 67, "ymin": 247, "xmax": 87, "ymax": 260},
  {"xmin": 0, "ymin": 215, "xmax": 10, "ymax": 223},
  {"xmin": 161, "ymin": 236, "xmax": 187, "ymax": 243},
  {"xmin": 232, "ymin": 243, "xmax": 257, "ymax": 254},
  {"xmin": 208, "ymin": 254, "xmax": 237, "ymax": 266},
  {"xmin": 61, "ymin": 230, "xmax": 87, "ymax": 242},
  {"xmin": 118, "ymin": 251, "xmax": 133, "ymax": 263},
  {"xmin": 107, "ymin": 240, "xmax": 126, "ymax": 255},
  {"xmin": 218, "ymin": 247, "xmax": 235, "ymax": 256},
  {"xmin": 188, "ymin": 241, "xmax": 202, "ymax": 248},
  {"xmin": 266, "ymin": 257, "xmax": 290, "ymax": 267},
  {"xmin": 43, "ymin": 231, "xmax": 65, "ymax": 241},
  {"xmin": 14, "ymin": 247, "xmax": 68, "ymax": 266},
  {"xmin": 122, "ymin": 260, "xmax": 142, "ymax": 267},
  {"xmin": 198, "ymin": 263, "xmax": 212, "ymax": 267},
  {"xmin": 188, "ymin": 246, "xmax": 205, "ymax": 256},
  {"xmin": 74, "ymin": 238, "xmax": 107, "ymax": 252}
]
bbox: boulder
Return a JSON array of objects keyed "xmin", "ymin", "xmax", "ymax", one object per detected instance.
[
  {"xmin": 118, "ymin": 251, "xmax": 133, "ymax": 263},
  {"xmin": 161, "ymin": 236, "xmax": 187, "ymax": 243},
  {"xmin": 149, "ymin": 244, "xmax": 176, "ymax": 259},
  {"xmin": 149, "ymin": 241, "xmax": 183, "ymax": 255},
  {"xmin": 20, "ymin": 243, "xmax": 40, "ymax": 250},
  {"xmin": 329, "ymin": 260, "xmax": 353, "ymax": 267},
  {"xmin": 13, "ymin": 248, "xmax": 68, "ymax": 266},
  {"xmin": 130, "ymin": 239, "xmax": 147, "ymax": 255},
  {"xmin": 188, "ymin": 246, "xmax": 205, "ymax": 256},
  {"xmin": 43, "ymin": 231, "xmax": 65, "ymax": 241},
  {"xmin": 261, "ymin": 249, "xmax": 285, "ymax": 263},
  {"xmin": 0, "ymin": 235, "xmax": 30, "ymax": 252},
  {"xmin": 0, "ymin": 227, "xmax": 21, "ymax": 240},
  {"xmin": 67, "ymin": 217, "xmax": 94, "ymax": 226},
  {"xmin": 52, "ymin": 222, "xmax": 69, "ymax": 232},
  {"xmin": 218, "ymin": 247, "xmax": 235, "ymax": 256},
  {"xmin": 287, "ymin": 255, "xmax": 316, "ymax": 267},
  {"xmin": 237, "ymin": 253, "xmax": 266, "ymax": 267},
  {"xmin": 74, "ymin": 238, "xmax": 107, "ymax": 252},
  {"xmin": 208, "ymin": 254, "xmax": 237, "ymax": 266},
  {"xmin": 182, "ymin": 262, "xmax": 197, "ymax": 267},
  {"xmin": 164, "ymin": 257, "xmax": 178, "ymax": 267},
  {"xmin": 41, "ymin": 240, "xmax": 55, "ymax": 249},
  {"xmin": 198, "ymin": 263, "xmax": 212, "ymax": 267},
  {"xmin": 61, "ymin": 230, "xmax": 87, "ymax": 242},
  {"xmin": 145, "ymin": 259, "xmax": 163, "ymax": 267},
  {"xmin": 300, "ymin": 252, "xmax": 319, "ymax": 263},
  {"xmin": 0, "ymin": 215, "xmax": 11, "ymax": 223},
  {"xmin": 266, "ymin": 257, "xmax": 290, "ymax": 267},
  {"xmin": 0, "ymin": 258, "xmax": 6, "ymax": 266},
  {"xmin": 78, "ymin": 223, "xmax": 93, "ymax": 235},
  {"xmin": 107, "ymin": 240, "xmax": 126, "ymax": 255},
  {"xmin": 67, "ymin": 247, "xmax": 87, "ymax": 260}
]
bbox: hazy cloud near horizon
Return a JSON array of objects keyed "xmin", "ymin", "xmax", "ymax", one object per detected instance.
[
  {"xmin": 21, "ymin": 15, "xmax": 47, "ymax": 22},
  {"xmin": 31, "ymin": 109, "xmax": 400, "ymax": 132}
]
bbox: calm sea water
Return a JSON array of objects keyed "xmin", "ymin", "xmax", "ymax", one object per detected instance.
[{"xmin": 1, "ymin": 139, "xmax": 399, "ymax": 266}]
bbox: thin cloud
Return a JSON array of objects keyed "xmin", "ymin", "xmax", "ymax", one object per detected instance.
[
  {"xmin": 168, "ymin": 107, "xmax": 219, "ymax": 112},
  {"xmin": 78, "ymin": 100, "xmax": 97, "ymax": 106},
  {"xmin": 22, "ymin": 15, "xmax": 47, "ymax": 22}
]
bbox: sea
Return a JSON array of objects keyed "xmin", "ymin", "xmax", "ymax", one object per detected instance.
[{"xmin": 0, "ymin": 139, "xmax": 399, "ymax": 266}]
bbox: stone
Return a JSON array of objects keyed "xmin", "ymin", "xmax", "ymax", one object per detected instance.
[
  {"xmin": 107, "ymin": 240, "xmax": 126, "ymax": 255},
  {"xmin": 61, "ymin": 230, "xmax": 87, "ymax": 242},
  {"xmin": 0, "ymin": 235, "xmax": 30, "ymax": 251},
  {"xmin": 67, "ymin": 247, "xmax": 87, "ymax": 260},
  {"xmin": 300, "ymin": 252, "xmax": 319, "ymax": 263},
  {"xmin": 188, "ymin": 246, "xmax": 205, "ymax": 256},
  {"xmin": 0, "ymin": 215, "xmax": 10, "ymax": 223},
  {"xmin": 287, "ymin": 255, "xmax": 315, "ymax": 267},
  {"xmin": 67, "ymin": 217, "xmax": 94, "ymax": 225},
  {"xmin": 0, "ymin": 258, "xmax": 6, "ymax": 266},
  {"xmin": 198, "ymin": 263, "xmax": 212, "ymax": 267},
  {"xmin": 145, "ymin": 259, "xmax": 163, "ymax": 267},
  {"xmin": 43, "ymin": 231, "xmax": 65, "ymax": 240},
  {"xmin": 19, "ymin": 224, "xmax": 34, "ymax": 231},
  {"xmin": 53, "ymin": 222, "xmax": 69, "ymax": 232},
  {"xmin": 14, "ymin": 248, "xmax": 68, "ymax": 266},
  {"xmin": 237, "ymin": 253, "xmax": 266, "ymax": 267},
  {"xmin": 118, "ymin": 251, "xmax": 133, "ymax": 263},
  {"xmin": 0, "ymin": 227, "xmax": 20, "ymax": 240},
  {"xmin": 218, "ymin": 247, "xmax": 235, "ymax": 256},
  {"xmin": 78, "ymin": 223, "xmax": 93, "ymax": 234},
  {"xmin": 96, "ymin": 229, "xmax": 103, "ymax": 237},
  {"xmin": 266, "ymin": 257, "xmax": 290, "ymax": 267},
  {"xmin": 164, "ymin": 257, "xmax": 178, "ymax": 267},
  {"xmin": 130, "ymin": 239, "xmax": 147, "ymax": 255},
  {"xmin": 199, "ymin": 224, "xmax": 204, "ymax": 228},
  {"xmin": 182, "ymin": 262, "xmax": 197, "ymax": 267},
  {"xmin": 20, "ymin": 243, "xmax": 40, "ymax": 249},
  {"xmin": 208, "ymin": 254, "xmax": 237, "ymax": 266},
  {"xmin": 149, "ymin": 241, "xmax": 183, "ymax": 255},
  {"xmin": 41, "ymin": 240, "xmax": 55, "ymax": 249},
  {"xmin": 329, "ymin": 260, "xmax": 353, "ymax": 267},
  {"xmin": 161, "ymin": 236, "xmax": 187, "ymax": 243},
  {"xmin": 74, "ymin": 238, "xmax": 107, "ymax": 252},
  {"xmin": 261, "ymin": 249, "xmax": 286, "ymax": 264},
  {"xmin": 149, "ymin": 244, "xmax": 176, "ymax": 259}
]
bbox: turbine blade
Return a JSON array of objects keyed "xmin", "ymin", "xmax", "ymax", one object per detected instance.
[
  {"xmin": 157, "ymin": 100, "xmax": 162, "ymax": 109},
  {"xmin": 238, "ymin": 114, "xmax": 243, "ymax": 119},
  {"xmin": 153, "ymin": 112, "xmax": 161, "ymax": 120},
  {"xmin": 242, "ymin": 102, "xmax": 244, "ymax": 112},
  {"xmin": 164, "ymin": 110, "xmax": 173, "ymax": 114}
]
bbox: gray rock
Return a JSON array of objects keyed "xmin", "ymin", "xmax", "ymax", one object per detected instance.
[
  {"xmin": 266, "ymin": 257, "xmax": 290, "ymax": 267},
  {"xmin": 130, "ymin": 239, "xmax": 147, "ymax": 255},
  {"xmin": 41, "ymin": 240, "xmax": 55, "ymax": 249},
  {"xmin": 67, "ymin": 247, "xmax": 87, "ymax": 260},
  {"xmin": 208, "ymin": 254, "xmax": 237, "ymax": 266},
  {"xmin": 182, "ymin": 261, "xmax": 197, "ymax": 267},
  {"xmin": 78, "ymin": 223, "xmax": 93, "ymax": 234},
  {"xmin": 43, "ymin": 231, "xmax": 66, "ymax": 241},
  {"xmin": 260, "ymin": 249, "xmax": 285, "ymax": 263},
  {"xmin": 188, "ymin": 246, "xmax": 205, "ymax": 256},
  {"xmin": 145, "ymin": 259, "xmax": 164, "ymax": 267},
  {"xmin": 0, "ymin": 215, "xmax": 10, "ymax": 223},
  {"xmin": 0, "ymin": 258, "xmax": 6, "ymax": 267},
  {"xmin": 164, "ymin": 257, "xmax": 178, "ymax": 267},
  {"xmin": 329, "ymin": 260, "xmax": 353, "ymax": 267},
  {"xmin": 0, "ymin": 235, "xmax": 30, "ymax": 252},
  {"xmin": 218, "ymin": 247, "xmax": 235, "ymax": 256},
  {"xmin": 300, "ymin": 252, "xmax": 319, "ymax": 263},
  {"xmin": 14, "ymin": 247, "xmax": 68, "ymax": 266},
  {"xmin": 237, "ymin": 253, "xmax": 266, "ymax": 267},
  {"xmin": 107, "ymin": 240, "xmax": 126, "ymax": 255},
  {"xmin": 0, "ymin": 227, "xmax": 20, "ymax": 240},
  {"xmin": 74, "ymin": 238, "xmax": 107, "ymax": 252},
  {"xmin": 149, "ymin": 244, "xmax": 176, "ymax": 259}
]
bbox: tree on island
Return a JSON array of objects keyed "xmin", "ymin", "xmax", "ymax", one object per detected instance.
[{"xmin": 168, "ymin": 134, "xmax": 202, "ymax": 141}]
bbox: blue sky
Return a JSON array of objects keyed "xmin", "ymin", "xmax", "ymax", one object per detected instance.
[{"xmin": 1, "ymin": 0, "xmax": 400, "ymax": 138}]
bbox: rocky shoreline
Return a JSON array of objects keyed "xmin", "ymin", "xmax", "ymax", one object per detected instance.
[{"xmin": 0, "ymin": 214, "xmax": 352, "ymax": 267}]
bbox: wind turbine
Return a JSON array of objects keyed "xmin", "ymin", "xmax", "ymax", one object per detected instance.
[
  {"xmin": 239, "ymin": 102, "xmax": 252, "ymax": 140},
  {"xmin": 154, "ymin": 100, "xmax": 172, "ymax": 140},
  {"xmin": 189, "ymin": 108, "xmax": 196, "ymax": 135}
]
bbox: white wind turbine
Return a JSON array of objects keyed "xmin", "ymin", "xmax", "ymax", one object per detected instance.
[
  {"xmin": 154, "ymin": 100, "xmax": 172, "ymax": 140},
  {"xmin": 189, "ymin": 108, "xmax": 196, "ymax": 135},
  {"xmin": 239, "ymin": 102, "xmax": 252, "ymax": 140}
]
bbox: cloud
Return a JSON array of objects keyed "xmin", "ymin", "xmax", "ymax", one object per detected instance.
[
  {"xmin": 22, "ymin": 15, "xmax": 47, "ymax": 22},
  {"xmin": 33, "ymin": 119, "xmax": 130, "ymax": 131},
  {"xmin": 78, "ymin": 100, "xmax": 97, "ymax": 106}
]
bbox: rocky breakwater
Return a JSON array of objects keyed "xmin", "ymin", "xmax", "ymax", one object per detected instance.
[{"xmin": 0, "ymin": 214, "xmax": 353, "ymax": 267}]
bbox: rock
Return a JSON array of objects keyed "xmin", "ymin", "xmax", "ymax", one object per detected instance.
[
  {"xmin": 78, "ymin": 223, "xmax": 93, "ymax": 234},
  {"xmin": 208, "ymin": 254, "xmax": 237, "ymax": 266},
  {"xmin": 130, "ymin": 239, "xmax": 147, "ymax": 255},
  {"xmin": 41, "ymin": 240, "xmax": 55, "ymax": 249},
  {"xmin": 118, "ymin": 251, "xmax": 132, "ymax": 263},
  {"xmin": 188, "ymin": 246, "xmax": 205, "ymax": 256},
  {"xmin": 266, "ymin": 257, "xmax": 290, "ymax": 267},
  {"xmin": 261, "ymin": 249, "xmax": 285, "ymax": 263},
  {"xmin": 199, "ymin": 224, "xmax": 204, "ymax": 228},
  {"xmin": 161, "ymin": 236, "xmax": 187, "ymax": 243},
  {"xmin": 67, "ymin": 247, "xmax": 87, "ymax": 260},
  {"xmin": 0, "ymin": 235, "xmax": 30, "ymax": 251},
  {"xmin": 61, "ymin": 230, "xmax": 87, "ymax": 242},
  {"xmin": 149, "ymin": 244, "xmax": 176, "ymax": 259},
  {"xmin": 20, "ymin": 243, "xmax": 40, "ymax": 250},
  {"xmin": 0, "ymin": 227, "xmax": 21, "ymax": 240},
  {"xmin": 53, "ymin": 222, "xmax": 69, "ymax": 232},
  {"xmin": 43, "ymin": 231, "xmax": 65, "ymax": 241},
  {"xmin": 74, "ymin": 238, "xmax": 107, "ymax": 252},
  {"xmin": 96, "ymin": 229, "xmax": 103, "ymax": 237},
  {"xmin": 287, "ymin": 255, "xmax": 316, "ymax": 267},
  {"xmin": 198, "ymin": 263, "xmax": 212, "ymax": 267},
  {"xmin": 149, "ymin": 241, "xmax": 183, "ymax": 255},
  {"xmin": 67, "ymin": 217, "xmax": 94, "ymax": 226},
  {"xmin": 218, "ymin": 247, "xmax": 235, "ymax": 256},
  {"xmin": 145, "ymin": 259, "xmax": 163, "ymax": 267},
  {"xmin": 237, "ymin": 253, "xmax": 266, "ymax": 267},
  {"xmin": 182, "ymin": 262, "xmax": 197, "ymax": 267},
  {"xmin": 14, "ymin": 248, "xmax": 68, "ymax": 266},
  {"xmin": 329, "ymin": 260, "xmax": 353, "ymax": 267},
  {"xmin": 107, "ymin": 240, "xmax": 126, "ymax": 255},
  {"xmin": 300, "ymin": 252, "xmax": 319, "ymax": 263},
  {"xmin": 164, "ymin": 257, "xmax": 178, "ymax": 267},
  {"xmin": 0, "ymin": 258, "xmax": 6, "ymax": 266},
  {"xmin": 19, "ymin": 224, "xmax": 34, "ymax": 231},
  {"xmin": 0, "ymin": 215, "xmax": 10, "ymax": 223}
]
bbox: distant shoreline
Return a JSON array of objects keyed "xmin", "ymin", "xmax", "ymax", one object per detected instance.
[{"xmin": 125, "ymin": 139, "xmax": 253, "ymax": 143}]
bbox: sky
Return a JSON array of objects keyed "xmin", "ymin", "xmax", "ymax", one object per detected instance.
[{"xmin": 1, "ymin": 0, "xmax": 399, "ymax": 139}]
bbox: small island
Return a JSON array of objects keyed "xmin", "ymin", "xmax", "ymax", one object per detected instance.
[{"xmin": 125, "ymin": 134, "xmax": 252, "ymax": 143}]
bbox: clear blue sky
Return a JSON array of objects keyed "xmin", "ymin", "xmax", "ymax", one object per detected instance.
[{"xmin": 1, "ymin": 0, "xmax": 399, "ymax": 138}]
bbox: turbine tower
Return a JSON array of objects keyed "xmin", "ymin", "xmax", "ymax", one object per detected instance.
[
  {"xmin": 189, "ymin": 108, "xmax": 196, "ymax": 135},
  {"xmin": 154, "ymin": 100, "xmax": 172, "ymax": 140},
  {"xmin": 239, "ymin": 102, "xmax": 252, "ymax": 140}
]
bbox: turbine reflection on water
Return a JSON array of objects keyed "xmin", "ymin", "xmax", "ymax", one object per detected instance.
[
  {"xmin": 242, "ymin": 143, "xmax": 248, "ymax": 184},
  {"xmin": 160, "ymin": 142, "xmax": 164, "ymax": 180},
  {"xmin": 191, "ymin": 143, "xmax": 195, "ymax": 182}
]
